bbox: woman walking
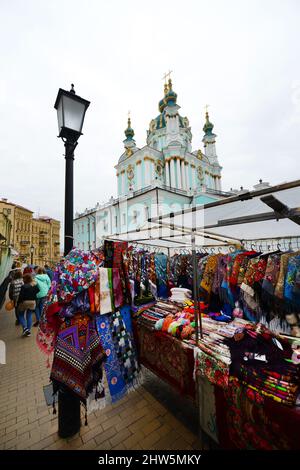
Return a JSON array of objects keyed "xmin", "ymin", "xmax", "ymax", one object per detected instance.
[
  {"xmin": 17, "ymin": 274, "xmax": 40, "ymax": 337},
  {"xmin": 9, "ymin": 270, "xmax": 24, "ymax": 325},
  {"xmin": 34, "ymin": 267, "xmax": 51, "ymax": 326}
]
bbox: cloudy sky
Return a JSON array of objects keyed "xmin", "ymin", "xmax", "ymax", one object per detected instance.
[{"xmin": 0, "ymin": 0, "xmax": 299, "ymax": 224}]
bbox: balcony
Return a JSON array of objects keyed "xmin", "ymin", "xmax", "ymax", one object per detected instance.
[
  {"xmin": 39, "ymin": 230, "xmax": 48, "ymax": 235},
  {"xmin": 20, "ymin": 240, "xmax": 30, "ymax": 246},
  {"xmin": 39, "ymin": 241, "xmax": 47, "ymax": 246}
]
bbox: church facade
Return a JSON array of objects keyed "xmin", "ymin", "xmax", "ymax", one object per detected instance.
[{"xmin": 74, "ymin": 79, "xmax": 230, "ymax": 250}]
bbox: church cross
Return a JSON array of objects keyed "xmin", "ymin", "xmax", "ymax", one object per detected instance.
[
  {"xmin": 205, "ymin": 104, "xmax": 210, "ymax": 113},
  {"xmin": 162, "ymin": 70, "xmax": 173, "ymax": 83}
]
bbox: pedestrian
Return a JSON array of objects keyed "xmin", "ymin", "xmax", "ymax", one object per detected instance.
[
  {"xmin": 17, "ymin": 274, "xmax": 40, "ymax": 337},
  {"xmin": 8, "ymin": 270, "xmax": 24, "ymax": 325},
  {"xmin": 23, "ymin": 265, "xmax": 33, "ymax": 275},
  {"xmin": 44, "ymin": 264, "xmax": 53, "ymax": 281},
  {"xmin": 34, "ymin": 268, "xmax": 51, "ymax": 326}
]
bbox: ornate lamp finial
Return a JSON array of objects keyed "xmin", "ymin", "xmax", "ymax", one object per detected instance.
[{"xmin": 70, "ymin": 83, "xmax": 76, "ymax": 94}]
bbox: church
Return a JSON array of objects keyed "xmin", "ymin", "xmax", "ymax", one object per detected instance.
[{"xmin": 74, "ymin": 78, "xmax": 229, "ymax": 250}]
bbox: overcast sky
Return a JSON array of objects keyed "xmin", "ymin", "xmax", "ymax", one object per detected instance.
[{"xmin": 0, "ymin": 0, "xmax": 299, "ymax": 224}]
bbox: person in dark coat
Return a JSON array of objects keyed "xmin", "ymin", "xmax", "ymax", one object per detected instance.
[
  {"xmin": 17, "ymin": 274, "xmax": 40, "ymax": 337},
  {"xmin": 9, "ymin": 270, "xmax": 24, "ymax": 325}
]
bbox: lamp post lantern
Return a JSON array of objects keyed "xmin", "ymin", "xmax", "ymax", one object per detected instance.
[{"xmin": 54, "ymin": 84, "xmax": 90, "ymax": 438}]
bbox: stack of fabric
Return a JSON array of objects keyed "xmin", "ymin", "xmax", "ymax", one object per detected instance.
[
  {"xmin": 226, "ymin": 322, "xmax": 300, "ymax": 406},
  {"xmin": 137, "ymin": 301, "xmax": 180, "ymax": 329},
  {"xmin": 239, "ymin": 362, "xmax": 300, "ymax": 406},
  {"xmin": 169, "ymin": 287, "xmax": 192, "ymax": 303}
]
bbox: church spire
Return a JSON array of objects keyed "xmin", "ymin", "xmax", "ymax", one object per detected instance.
[
  {"xmin": 123, "ymin": 113, "xmax": 136, "ymax": 157},
  {"xmin": 124, "ymin": 114, "xmax": 134, "ymax": 141},
  {"xmin": 203, "ymin": 110, "xmax": 214, "ymax": 136}
]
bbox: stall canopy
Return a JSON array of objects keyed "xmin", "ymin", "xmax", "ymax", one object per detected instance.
[
  {"xmin": 149, "ymin": 180, "xmax": 300, "ymax": 244},
  {"xmin": 106, "ymin": 224, "xmax": 236, "ymax": 249}
]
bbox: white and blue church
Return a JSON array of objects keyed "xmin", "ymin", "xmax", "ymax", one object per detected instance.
[{"xmin": 74, "ymin": 79, "xmax": 229, "ymax": 250}]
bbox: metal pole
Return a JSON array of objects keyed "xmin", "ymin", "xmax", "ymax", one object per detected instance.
[
  {"xmin": 64, "ymin": 140, "xmax": 76, "ymax": 256},
  {"xmin": 58, "ymin": 138, "xmax": 81, "ymax": 439},
  {"xmin": 191, "ymin": 232, "xmax": 202, "ymax": 342}
]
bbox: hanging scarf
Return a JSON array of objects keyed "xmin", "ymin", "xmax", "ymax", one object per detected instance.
[
  {"xmin": 110, "ymin": 309, "xmax": 140, "ymax": 386},
  {"xmin": 275, "ymin": 252, "xmax": 300, "ymax": 299},
  {"xmin": 113, "ymin": 241, "xmax": 128, "ymax": 269},
  {"xmin": 99, "ymin": 268, "xmax": 113, "ymax": 314},
  {"xmin": 113, "ymin": 268, "xmax": 123, "ymax": 308},
  {"xmin": 96, "ymin": 314, "xmax": 127, "ymax": 403},
  {"xmin": 200, "ymin": 255, "xmax": 219, "ymax": 295},
  {"xmin": 241, "ymin": 257, "xmax": 268, "ymax": 297},
  {"xmin": 284, "ymin": 256, "xmax": 300, "ymax": 310},
  {"xmin": 88, "ymin": 286, "xmax": 95, "ymax": 314},
  {"xmin": 104, "ymin": 240, "xmax": 114, "ymax": 268},
  {"xmin": 50, "ymin": 313, "xmax": 106, "ymax": 403}
]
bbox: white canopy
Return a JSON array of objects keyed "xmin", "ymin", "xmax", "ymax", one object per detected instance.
[{"xmin": 149, "ymin": 180, "xmax": 300, "ymax": 244}]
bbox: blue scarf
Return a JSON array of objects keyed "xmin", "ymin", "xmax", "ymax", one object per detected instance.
[{"xmin": 96, "ymin": 314, "xmax": 127, "ymax": 403}]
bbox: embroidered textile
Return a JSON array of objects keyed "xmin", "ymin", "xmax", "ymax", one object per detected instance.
[{"xmin": 50, "ymin": 314, "xmax": 106, "ymax": 402}]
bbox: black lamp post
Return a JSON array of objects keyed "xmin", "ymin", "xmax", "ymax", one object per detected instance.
[
  {"xmin": 54, "ymin": 84, "xmax": 90, "ymax": 256},
  {"xmin": 30, "ymin": 245, "xmax": 34, "ymax": 265},
  {"xmin": 54, "ymin": 84, "xmax": 90, "ymax": 438}
]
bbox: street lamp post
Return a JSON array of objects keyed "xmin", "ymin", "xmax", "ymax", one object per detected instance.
[
  {"xmin": 54, "ymin": 84, "xmax": 90, "ymax": 438},
  {"xmin": 30, "ymin": 245, "xmax": 34, "ymax": 265}
]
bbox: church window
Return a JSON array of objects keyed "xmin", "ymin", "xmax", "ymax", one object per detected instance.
[
  {"xmin": 122, "ymin": 213, "xmax": 126, "ymax": 225},
  {"xmin": 115, "ymin": 216, "xmax": 118, "ymax": 227},
  {"xmin": 133, "ymin": 211, "xmax": 138, "ymax": 223},
  {"xmin": 82, "ymin": 224, "xmax": 84, "ymax": 233},
  {"xmin": 144, "ymin": 205, "xmax": 150, "ymax": 221}
]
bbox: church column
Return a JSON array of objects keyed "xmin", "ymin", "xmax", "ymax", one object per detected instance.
[
  {"xmin": 176, "ymin": 158, "xmax": 182, "ymax": 189},
  {"xmin": 165, "ymin": 160, "xmax": 170, "ymax": 186},
  {"xmin": 136, "ymin": 161, "xmax": 142, "ymax": 190},
  {"xmin": 181, "ymin": 160, "xmax": 186, "ymax": 190},
  {"xmin": 170, "ymin": 158, "xmax": 176, "ymax": 188},
  {"xmin": 144, "ymin": 159, "xmax": 150, "ymax": 185},
  {"xmin": 191, "ymin": 165, "xmax": 196, "ymax": 189},
  {"xmin": 185, "ymin": 163, "xmax": 190, "ymax": 191}
]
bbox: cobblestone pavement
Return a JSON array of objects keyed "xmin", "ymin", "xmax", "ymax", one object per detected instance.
[{"xmin": 0, "ymin": 298, "xmax": 202, "ymax": 450}]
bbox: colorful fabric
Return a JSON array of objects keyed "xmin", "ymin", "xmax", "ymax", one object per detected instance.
[
  {"xmin": 134, "ymin": 321, "xmax": 195, "ymax": 399},
  {"xmin": 96, "ymin": 314, "xmax": 127, "ymax": 403},
  {"xmin": 110, "ymin": 310, "xmax": 140, "ymax": 385},
  {"xmin": 284, "ymin": 255, "xmax": 300, "ymax": 309},
  {"xmin": 113, "ymin": 268, "xmax": 124, "ymax": 308},
  {"xmin": 194, "ymin": 347, "xmax": 229, "ymax": 389},
  {"xmin": 88, "ymin": 286, "xmax": 95, "ymax": 314},
  {"xmin": 200, "ymin": 255, "xmax": 219, "ymax": 295},
  {"xmin": 50, "ymin": 313, "xmax": 106, "ymax": 402},
  {"xmin": 274, "ymin": 252, "xmax": 299, "ymax": 299},
  {"xmin": 113, "ymin": 241, "xmax": 128, "ymax": 269},
  {"xmin": 104, "ymin": 240, "xmax": 114, "ymax": 268},
  {"xmin": 241, "ymin": 257, "xmax": 268, "ymax": 296},
  {"xmin": 215, "ymin": 376, "xmax": 300, "ymax": 450},
  {"xmin": 99, "ymin": 268, "xmax": 113, "ymax": 314},
  {"xmin": 154, "ymin": 254, "xmax": 168, "ymax": 298},
  {"xmin": 46, "ymin": 248, "xmax": 104, "ymax": 306}
]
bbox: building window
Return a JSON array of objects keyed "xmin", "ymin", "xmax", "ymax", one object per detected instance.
[
  {"xmin": 145, "ymin": 205, "xmax": 150, "ymax": 221},
  {"xmin": 133, "ymin": 211, "xmax": 138, "ymax": 224},
  {"xmin": 82, "ymin": 242, "xmax": 84, "ymax": 250},
  {"xmin": 82, "ymin": 224, "xmax": 84, "ymax": 233},
  {"xmin": 122, "ymin": 213, "xmax": 126, "ymax": 225},
  {"xmin": 115, "ymin": 215, "xmax": 117, "ymax": 227},
  {"xmin": 77, "ymin": 225, "xmax": 80, "ymax": 233},
  {"xmin": 92, "ymin": 221, "xmax": 95, "ymax": 232}
]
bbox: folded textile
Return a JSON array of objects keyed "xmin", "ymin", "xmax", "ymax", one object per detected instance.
[{"xmin": 99, "ymin": 268, "xmax": 113, "ymax": 314}]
